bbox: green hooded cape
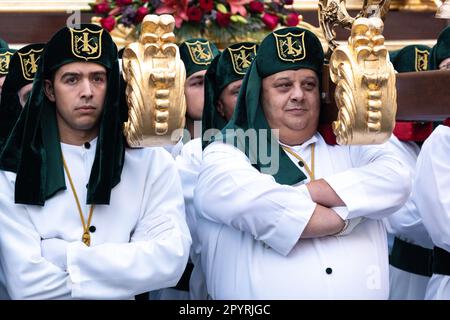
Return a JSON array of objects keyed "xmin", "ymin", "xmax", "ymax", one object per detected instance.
[
  {"xmin": 430, "ymin": 26, "xmax": 450, "ymax": 70},
  {"xmin": 215, "ymin": 27, "xmax": 324, "ymax": 186},
  {"xmin": 202, "ymin": 42, "xmax": 258, "ymax": 149},
  {"xmin": 0, "ymin": 24, "xmax": 126, "ymax": 206},
  {"xmin": 0, "ymin": 44, "xmax": 44, "ymax": 148}
]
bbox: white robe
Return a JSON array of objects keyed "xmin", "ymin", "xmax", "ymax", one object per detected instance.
[
  {"xmin": 0, "ymin": 138, "xmax": 191, "ymax": 299},
  {"xmin": 163, "ymin": 137, "xmax": 184, "ymax": 159},
  {"xmin": 174, "ymin": 138, "xmax": 208, "ymax": 300},
  {"xmin": 194, "ymin": 133, "xmax": 411, "ymax": 299},
  {"xmin": 383, "ymin": 136, "xmax": 433, "ymax": 300},
  {"xmin": 412, "ymin": 125, "xmax": 450, "ymax": 300}
]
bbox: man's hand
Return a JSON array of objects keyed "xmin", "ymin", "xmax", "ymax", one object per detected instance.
[
  {"xmin": 301, "ymin": 205, "xmax": 346, "ymax": 238},
  {"xmin": 306, "ymin": 179, "xmax": 345, "ymax": 208},
  {"xmin": 41, "ymin": 238, "xmax": 69, "ymax": 271},
  {"xmin": 333, "ymin": 217, "xmax": 366, "ymax": 236}
]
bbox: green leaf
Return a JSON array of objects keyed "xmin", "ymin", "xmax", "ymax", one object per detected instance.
[{"xmin": 216, "ymin": 4, "xmax": 228, "ymax": 14}]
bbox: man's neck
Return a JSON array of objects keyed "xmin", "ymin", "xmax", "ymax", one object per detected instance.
[
  {"xmin": 59, "ymin": 129, "xmax": 98, "ymax": 146},
  {"xmin": 278, "ymin": 130, "xmax": 316, "ymax": 147}
]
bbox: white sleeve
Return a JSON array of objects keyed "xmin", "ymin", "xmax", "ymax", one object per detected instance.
[
  {"xmin": 193, "ymin": 142, "xmax": 316, "ymax": 256},
  {"xmin": 382, "ymin": 138, "xmax": 424, "ymax": 236},
  {"xmin": 66, "ymin": 151, "xmax": 192, "ymax": 299},
  {"xmin": 324, "ymin": 141, "xmax": 411, "ymax": 220},
  {"xmin": 412, "ymin": 126, "xmax": 450, "ymax": 252},
  {"xmin": 175, "ymin": 139, "xmax": 202, "ymax": 256},
  {"xmin": 0, "ymin": 173, "xmax": 72, "ymax": 299}
]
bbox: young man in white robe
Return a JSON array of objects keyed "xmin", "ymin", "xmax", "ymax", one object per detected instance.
[
  {"xmin": 0, "ymin": 24, "xmax": 191, "ymax": 300},
  {"xmin": 383, "ymin": 44, "xmax": 435, "ymax": 300},
  {"xmin": 412, "ymin": 125, "xmax": 450, "ymax": 299},
  {"xmin": 411, "ymin": 26, "xmax": 450, "ymax": 300}
]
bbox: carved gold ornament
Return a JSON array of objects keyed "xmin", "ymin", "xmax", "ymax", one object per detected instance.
[
  {"xmin": 318, "ymin": 0, "xmax": 391, "ymax": 58},
  {"xmin": 122, "ymin": 14, "xmax": 186, "ymax": 147},
  {"xmin": 329, "ymin": 17, "xmax": 396, "ymax": 145}
]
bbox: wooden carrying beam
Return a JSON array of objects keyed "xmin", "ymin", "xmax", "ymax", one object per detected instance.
[
  {"xmin": 321, "ymin": 70, "xmax": 450, "ymax": 123},
  {"xmin": 396, "ymin": 70, "xmax": 450, "ymax": 121}
]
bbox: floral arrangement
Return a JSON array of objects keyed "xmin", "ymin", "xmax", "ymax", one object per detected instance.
[{"xmin": 91, "ymin": 0, "xmax": 302, "ymax": 46}]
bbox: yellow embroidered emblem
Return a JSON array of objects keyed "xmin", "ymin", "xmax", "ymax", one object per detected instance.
[
  {"xmin": 70, "ymin": 28, "xmax": 103, "ymax": 60},
  {"xmin": 228, "ymin": 44, "xmax": 257, "ymax": 75},
  {"xmin": 0, "ymin": 50, "xmax": 14, "ymax": 75},
  {"xmin": 18, "ymin": 48, "xmax": 43, "ymax": 80},
  {"xmin": 415, "ymin": 48, "xmax": 429, "ymax": 72},
  {"xmin": 186, "ymin": 40, "xmax": 214, "ymax": 65},
  {"xmin": 274, "ymin": 31, "xmax": 306, "ymax": 63}
]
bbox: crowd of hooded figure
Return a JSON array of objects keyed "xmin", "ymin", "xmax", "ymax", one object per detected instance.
[{"xmin": 0, "ymin": 21, "xmax": 449, "ymax": 300}]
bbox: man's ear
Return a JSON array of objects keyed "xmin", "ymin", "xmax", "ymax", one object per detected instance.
[
  {"xmin": 44, "ymin": 79, "xmax": 55, "ymax": 102},
  {"xmin": 216, "ymin": 99, "xmax": 225, "ymax": 118}
]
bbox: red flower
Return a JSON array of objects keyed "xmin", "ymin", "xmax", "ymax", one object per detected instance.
[
  {"xmin": 94, "ymin": 1, "xmax": 110, "ymax": 14},
  {"xmin": 116, "ymin": 0, "xmax": 133, "ymax": 6},
  {"xmin": 285, "ymin": 13, "xmax": 299, "ymax": 26},
  {"xmin": 187, "ymin": 6, "xmax": 202, "ymax": 22},
  {"xmin": 262, "ymin": 13, "xmax": 279, "ymax": 30},
  {"xmin": 100, "ymin": 16, "xmax": 116, "ymax": 32},
  {"xmin": 226, "ymin": 0, "xmax": 251, "ymax": 16},
  {"xmin": 249, "ymin": 1, "xmax": 264, "ymax": 13},
  {"xmin": 135, "ymin": 6, "xmax": 149, "ymax": 23},
  {"xmin": 199, "ymin": 0, "xmax": 214, "ymax": 12},
  {"xmin": 216, "ymin": 11, "xmax": 231, "ymax": 27},
  {"xmin": 155, "ymin": 0, "xmax": 189, "ymax": 28}
]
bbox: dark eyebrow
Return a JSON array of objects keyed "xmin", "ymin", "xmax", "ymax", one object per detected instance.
[
  {"xmin": 60, "ymin": 72, "xmax": 80, "ymax": 80},
  {"xmin": 228, "ymin": 81, "xmax": 241, "ymax": 90},
  {"xmin": 91, "ymin": 71, "xmax": 107, "ymax": 76},
  {"xmin": 273, "ymin": 77, "xmax": 292, "ymax": 82},
  {"xmin": 91, "ymin": 70, "xmax": 106, "ymax": 75},
  {"xmin": 60, "ymin": 71, "xmax": 106, "ymax": 79},
  {"xmin": 303, "ymin": 76, "xmax": 317, "ymax": 81},
  {"xmin": 188, "ymin": 75, "xmax": 204, "ymax": 81}
]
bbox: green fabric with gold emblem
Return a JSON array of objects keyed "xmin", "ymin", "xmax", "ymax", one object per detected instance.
[
  {"xmin": 0, "ymin": 48, "xmax": 16, "ymax": 77},
  {"xmin": 430, "ymin": 26, "xmax": 450, "ymax": 70},
  {"xmin": 392, "ymin": 44, "xmax": 431, "ymax": 73},
  {"xmin": 0, "ymin": 24, "xmax": 126, "ymax": 206},
  {"xmin": 0, "ymin": 38, "xmax": 8, "ymax": 50},
  {"xmin": 202, "ymin": 42, "xmax": 258, "ymax": 149},
  {"xmin": 179, "ymin": 38, "xmax": 219, "ymax": 77},
  {"xmin": 216, "ymin": 27, "xmax": 324, "ymax": 185},
  {"xmin": 0, "ymin": 44, "xmax": 44, "ymax": 149},
  {"xmin": 389, "ymin": 50, "xmax": 399, "ymax": 65}
]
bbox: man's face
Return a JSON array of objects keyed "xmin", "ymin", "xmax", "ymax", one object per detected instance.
[
  {"xmin": 439, "ymin": 57, "xmax": 450, "ymax": 70},
  {"xmin": 261, "ymin": 68, "xmax": 320, "ymax": 144},
  {"xmin": 0, "ymin": 76, "xmax": 5, "ymax": 96},
  {"xmin": 44, "ymin": 62, "xmax": 107, "ymax": 139},
  {"xmin": 217, "ymin": 79, "xmax": 242, "ymax": 121},
  {"xmin": 18, "ymin": 83, "xmax": 33, "ymax": 108},
  {"xmin": 184, "ymin": 69, "xmax": 207, "ymax": 120}
]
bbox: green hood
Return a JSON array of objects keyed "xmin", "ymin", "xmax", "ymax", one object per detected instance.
[
  {"xmin": 392, "ymin": 44, "xmax": 431, "ymax": 72},
  {"xmin": 0, "ymin": 44, "xmax": 44, "ymax": 148},
  {"xmin": 179, "ymin": 38, "xmax": 220, "ymax": 78},
  {"xmin": 0, "ymin": 24, "xmax": 126, "ymax": 206},
  {"xmin": 0, "ymin": 48, "xmax": 15, "ymax": 76},
  {"xmin": 430, "ymin": 26, "xmax": 450, "ymax": 70},
  {"xmin": 0, "ymin": 38, "xmax": 8, "ymax": 49},
  {"xmin": 217, "ymin": 27, "xmax": 324, "ymax": 185},
  {"xmin": 202, "ymin": 42, "xmax": 258, "ymax": 149}
]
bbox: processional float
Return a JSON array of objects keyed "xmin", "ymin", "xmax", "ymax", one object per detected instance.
[{"xmin": 119, "ymin": 1, "xmax": 450, "ymax": 147}]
